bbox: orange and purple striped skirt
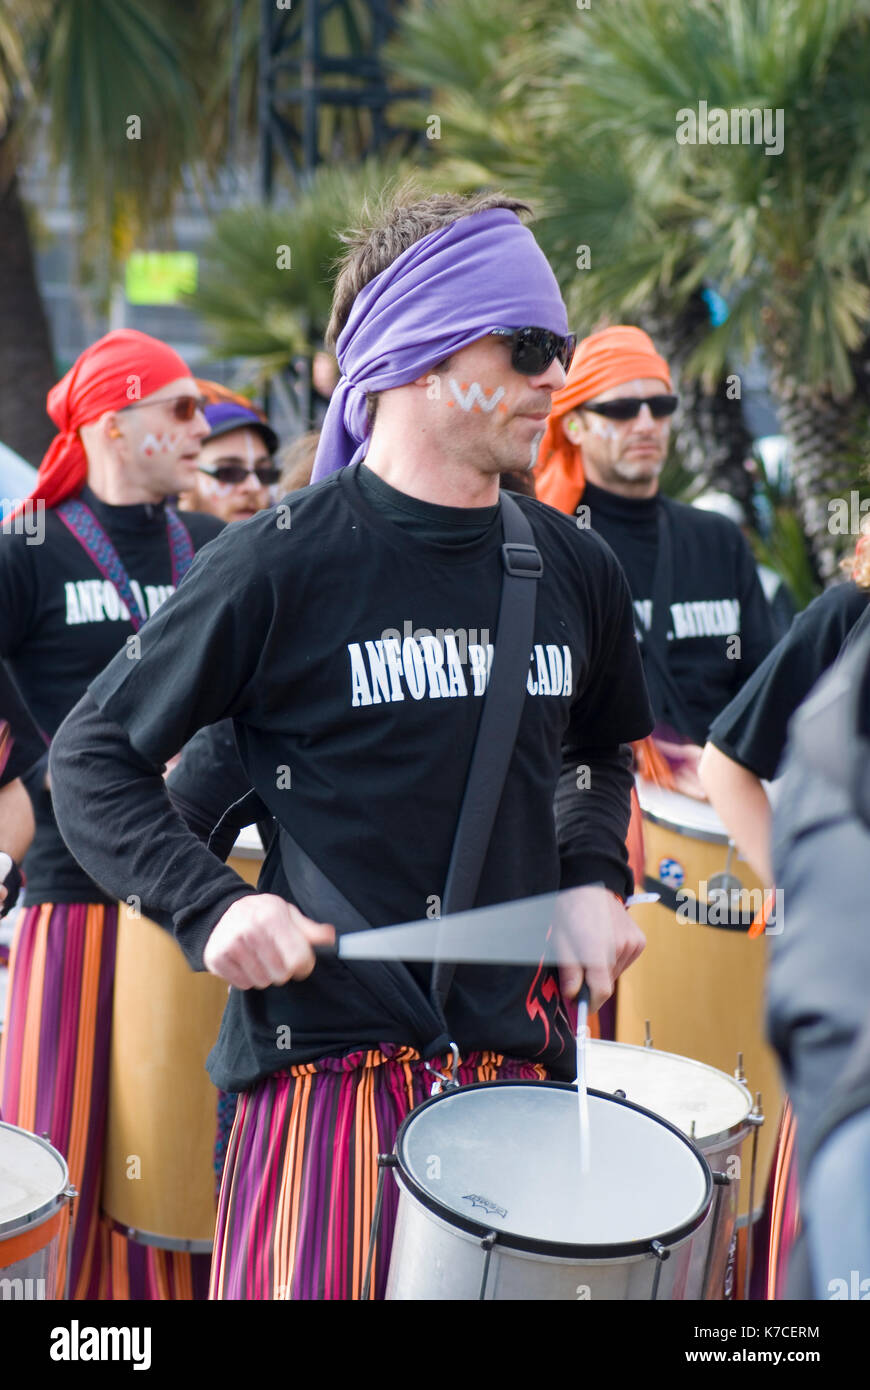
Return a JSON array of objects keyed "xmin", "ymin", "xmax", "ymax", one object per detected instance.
[
  {"xmin": 0, "ymin": 901, "xmax": 210, "ymax": 1300},
  {"xmin": 210, "ymin": 1044, "xmax": 549, "ymax": 1300}
]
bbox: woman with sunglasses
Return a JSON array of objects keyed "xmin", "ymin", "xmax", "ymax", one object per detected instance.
[{"xmin": 179, "ymin": 401, "xmax": 281, "ymax": 525}]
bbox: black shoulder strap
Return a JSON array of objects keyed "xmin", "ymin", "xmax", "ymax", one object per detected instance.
[{"xmin": 431, "ymin": 491, "xmax": 542, "ymax": 1015}]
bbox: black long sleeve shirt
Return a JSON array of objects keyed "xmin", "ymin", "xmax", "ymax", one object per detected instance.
[
  {"xmin": 51, "ymin": 464, "xmax": 653, "ymax": 1088},
  {"xmin": 580, "ymin": 482, "xmax": 776, "ymax": 743},
  {"xmin": 0, "ymin": 486, "xmax": 222, "ymax": 901}
]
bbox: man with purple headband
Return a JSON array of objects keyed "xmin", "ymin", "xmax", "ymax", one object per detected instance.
[{"xmin": 50, "ymin": 191, "xmax": 654, "ymax": 1299}]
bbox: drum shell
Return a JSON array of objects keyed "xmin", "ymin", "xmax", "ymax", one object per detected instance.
[
  {"xmin": 102, "ymin": 908, "xmax": 228, "ymax": 1248},
  {"xmin": 618, "ymin": 783, "xmax": 782, "ymax": 1223},
  {"xmin": 584, "ymin": 1038, "xmax": 753, "ymax": 1299},
  {"xmin": 0, "ymin": 1122, "xmax": 69, "ymax": 1299},
  {"xmin": 385, "ymin": 1082, "xmax": 712, "ymax": 1302},
  {"xmin": 0, "ymin": 1223, "xmax": 60, "ymax": 1298},
  {"xmin": 386, "ymin": 1183, "xmax": 700, "ymax": 1301}
]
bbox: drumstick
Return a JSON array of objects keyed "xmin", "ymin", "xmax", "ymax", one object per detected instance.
[{"xmin": 575, "ymin": 981, "xmax": 591, "ymax": 1176}]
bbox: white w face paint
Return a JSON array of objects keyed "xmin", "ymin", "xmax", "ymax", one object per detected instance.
[
  {"xmin": 587, "ymin": 415, "xmax": 620, "ymax": 442},
  {"xmin": 141, "ymin": 431, "xmax": 182, "ymax": 458},
  {"xmin": 448, "ymin": 379, "xmax": 507, "ymax": 413}
]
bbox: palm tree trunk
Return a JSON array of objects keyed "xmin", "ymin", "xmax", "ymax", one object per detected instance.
[
  {"xmin": 641, "ymin": 291, "xmax": 755, "ymax": 507},
  {"xmin": 768, "ymin": 371, "xmax": 862, "ymax": 582},
  {"xmin": 0, "ymin": 147, "xmax": 56, "ymax": 466}
]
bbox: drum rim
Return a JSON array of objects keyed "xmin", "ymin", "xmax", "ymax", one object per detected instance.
[
  {"xmin": 0, "ymin": 1121, "xmax": 69, "ymax": 1240},
  {"xmin": 636, "ymin": 778, "xmax": 730, "ymax": 844},
  {"xmin": 393, "ymin": 1080, "xmax": 713, "ymax": 1260},
  {"xmin": 585, "ymin": 1039, "xmax": 755, "ymax": 1149}
]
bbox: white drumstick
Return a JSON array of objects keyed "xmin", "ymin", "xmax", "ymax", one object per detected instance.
[
  {"xmin": 0, "ymin": 852, "xmax": 11, "ymax": 884},
  {"xmin": 575, "ymin": 982, "xmax": 591, "ymax": 1176}
]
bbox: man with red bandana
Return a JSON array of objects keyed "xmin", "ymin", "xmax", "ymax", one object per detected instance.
[
  {"xmin": 0, "ymin": 329, "xmax": 222, "ymax": 1299},
  {"xmin": 535, "ymin": 326, "xmax": 775, "ymax": 775}
]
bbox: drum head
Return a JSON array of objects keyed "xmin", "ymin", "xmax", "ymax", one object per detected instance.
[
  {"xmin": 0, "ymin": 1122, "xmax": 68, "ymax": 1237},
  {"xmin": 396, "ymin": 1081, "xmax": 711, "ymax": 1257},
  {"xmin": 636, "ymin": 777, "xmax": 729, "ymax": 842},
  {"xmin": 585, "ymin": 1041, "xmax": 752, "ymax": 1147}
]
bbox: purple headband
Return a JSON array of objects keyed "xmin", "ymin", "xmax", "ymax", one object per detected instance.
[{"xmin": 311, "ymin": 208, "xmax": 568, "ymax": 481}]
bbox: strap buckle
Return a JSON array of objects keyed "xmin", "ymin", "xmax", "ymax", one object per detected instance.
[
  {"xmin": 425, "ymin": 1042, "xmax": 462, "ymax": 1096},
  {"xmin": 501, "ymin": 542, "xmax": 544, "ymax": 578}
]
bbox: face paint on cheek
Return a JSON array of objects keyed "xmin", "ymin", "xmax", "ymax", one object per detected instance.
[
  {"xmin": 587, "ymin": 415, "xmax": 620, "ymax": 442},
  {"xmin": 142, "ymin": 431, "xmax": 183, "ymax": 458},
  {"xmin": 528, "ymin": 430, "xmax": 544, "ymax": 470},
  {"xmin": 447, "ymin": 379, "xmax": 507, "ymax": 413},
  {"xmin": 198, "ymin": 473, "xmax": 235, "ymax": 499}
]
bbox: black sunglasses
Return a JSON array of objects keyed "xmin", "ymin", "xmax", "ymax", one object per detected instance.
[
  {"xmin": 582, "ymin": 394, "xmax": 679, "ymax": 421},
  {"xmin": 490, "ymin": 327, "xmax": 576, "ymax": 375},
  {"xmin": 198, "ymin": 464, "xmax": 281, "ymax": 486},
  {"xmin": 119, "ymin": 394, "xmax": 208, "ymax": 422}
]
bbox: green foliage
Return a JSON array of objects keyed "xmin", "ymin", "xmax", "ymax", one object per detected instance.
[
  {"xmin": 749, "ymin": 463, "xmax": 822, "ymax": 611},
  {"xmin": 390, "ymin": 0, "xmax": 870, "ymax": 399},
  {"xmin": 188, "ymin": 157, "xmax": 415, "ymax": 378}
]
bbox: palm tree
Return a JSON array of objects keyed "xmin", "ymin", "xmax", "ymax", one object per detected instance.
[
  {"xmin": 0, "ymin": 0, "xmax": 208, "ymax": 462},
  {"xmin": 538, "ymin": 0, "xmax": 870, "ymax": 577},
  {"xmin": 188, "ymin": 158, "xmax": 418, "ymax": 383},
  {"xmin": 387, "ymin": 0, "xmax": 760, "ymax": 504},
  {"xmin": 388, "ymin": 0, "xmax": 870, "ymax": 574}
]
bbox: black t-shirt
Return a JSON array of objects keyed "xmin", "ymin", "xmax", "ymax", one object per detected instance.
[
  {"xmin": 578, "ymin": 482, "xmax": 775, "ymax": 743},
  {"xmin": 0, "ymin": 486, "xmax": 223, "ymax": 901},
  {"xmin": 708, "ymin": 581, "xmax": 870, "ymax": 780},
  {"xmin": 0, "ymin": 661, "xmax": 46, "ymax": 787},
  {"xmin": 55, "ymin": 462, "xmax": 654, "ymax": 1089}
]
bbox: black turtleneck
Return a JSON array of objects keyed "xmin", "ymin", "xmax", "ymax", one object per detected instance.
[
  {"xmin": 580, "ymin": 481, "xmax": 659, "ymax": 603},
  {"xmin": 0, "ymin": 488, "xmax": 222, "ymax": 902},
  {"xmin": 579, "ymin": 481, "xmax": 776, "ymax": 743}
]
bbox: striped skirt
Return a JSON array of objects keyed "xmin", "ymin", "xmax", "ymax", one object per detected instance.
[
  {"xmin": 0, "ymin": 901, "xmax": 210, "ymax": 1300},
  {"xmin": 210, "ymin": 1044, "xmax": 549, "ymax": 1300}
]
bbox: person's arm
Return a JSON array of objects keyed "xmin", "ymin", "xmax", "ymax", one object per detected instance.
[
  {"xmin": 697, "ymin": 742, "xmax": 773, "ymax": 884},
  {"xmin": 0, "ymin": 778, "xmax": 35, "ymax": 910},
  {"xmin": 50, "ymin": 524, "xmax": 333, "ymax": 984},
  {"xmin": 165, "ymin": 721, "xmax": 268, "ymax": 864},
  {"xmin": 708, "ymin": 585, "xmax": 869, "ymax": 781},
  {"xmin": 554, "ymin": 534, "xmax": 655, "ymax": 1002}
]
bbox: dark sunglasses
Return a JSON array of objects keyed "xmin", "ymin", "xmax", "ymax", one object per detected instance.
[
  {"xmin": 490, "ymin": 327, "xmax": 577, "ymax": 375},
  {"xmin": 120, "ymin": 394, "xmax": 208, "ymax": 422},
  {"xmin": 198, "ymin": 463, "xmax": 281, "ymax": 486},
  {"xmin": 582, "ymin": 394, "xmax": 679, "ymax": 421}
]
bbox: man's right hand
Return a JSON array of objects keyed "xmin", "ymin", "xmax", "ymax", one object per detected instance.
[{"xmin": 203, "ymin": 894, "xmax": 335, "ymax": 990}]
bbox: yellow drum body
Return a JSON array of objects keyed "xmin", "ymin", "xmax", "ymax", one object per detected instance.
[
  {"xmin": 616, "ymin": 780, "xmax": 782, "ymax": 1224},
  {"xmin": 102, "ymin": 906, "xmax": 229, "ymax": 1248},
  {"xmin": 226, "ymin": 824, "xmax": 265, "ymax": 888}
]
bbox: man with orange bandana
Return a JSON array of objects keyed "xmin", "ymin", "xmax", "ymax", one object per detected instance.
[
  {"xmin": 0, "ymin": 329, "xmax": 223, "ymax": 1300},
  {"xmin": 535, "ymin": 326, "xmax": 775, "ymax": 760}
]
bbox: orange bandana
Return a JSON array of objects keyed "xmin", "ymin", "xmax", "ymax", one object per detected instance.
[{"xmin": 534, "ymin": 326, "xmax": 672, "ymax": 515}]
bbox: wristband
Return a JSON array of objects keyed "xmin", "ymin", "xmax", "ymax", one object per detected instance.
[{"xmin": 0, "ymin": 853, "xmax": 22, "ymax": 918}]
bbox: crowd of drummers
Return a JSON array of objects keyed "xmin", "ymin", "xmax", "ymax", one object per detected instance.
[{"xmin": 1, "ymin": 189, "xmax": 868, "ymax": 1303}]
